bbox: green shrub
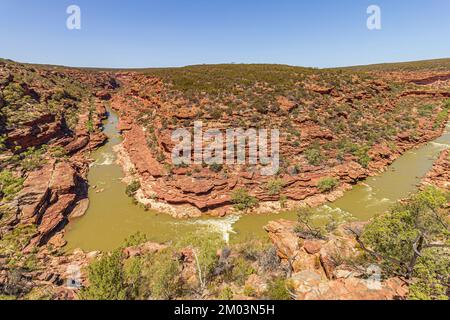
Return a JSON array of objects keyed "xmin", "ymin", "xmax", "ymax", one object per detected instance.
[
  {"xmin": 80, "ymin": 250, "xmax": 128, "ymax": 300},
  {"xmin": 124, "ymin": 231, "xmax": 148, "ymax": 247},
  {"xmin": 408, "ymin": 249, "xmax": 449, "ymax": 300},
  {"xmin": 418, "ymin": 104, "xmax": 435, "ymax": 117},
  {"xmin": 209, "ymin": 163, "xmax": 223, "ymax": 173},
  {"xmin": 11, "ymin": 147, "xmax": 46, "ymax": 171},
  {"xmin": 49, "ymin": 146, "xmax": 67, "ymax": 159},
  {"xmin": 231, "ymin": 188, "xmax": 259, "ymax": 211},
  {"xmin": 0, "ymin": 135, "xmax": 6, "ymax": 151},
  {"xmin": 219, "ymin": 286, "xmax": 233, "ymax": 300},
  {"xmin": 243, "ymin": 285, "xmax": 257, "ymax": 297},
  {"xmin": 304, "ymin": 147, "xmax": 323, "ymax": 165},
  {"xmin": 433, "ymin": 104, "xmax": 449, "ymax": 129},
  {"xmin": 265, "ymin": 277, "xmax": 292, "ymax": 300},
  {"xmin": 353, "ymin": 145, "xmax": 372, "ymax": 168},
  {"xmin": 361, "ymin": 187, "xmax": 449, "ymax": 299},
  {"xmin": 147, "ymin": 250, "xmax": 181, "ymax": 300},
  {"xmin": 125, "ymin": 180, "xmax": 141, "ymax": 197},
  {"xmin": 229, "ymin": 256, "xmax": 256, "ymax": 285},
  {"xmin": 317, "ymin": 177, "xmax": 339, "ymax": 193},
  {"xmin": 267, "ymin": 178, "xmax": 285, "ymax": 196},
  {"xmin": 176, "ymin": 233, "xmax": 223, "ymax": 294},
  {"xmin": 0, "ymin": 170, "xmax": 24, "ymax": 201}
]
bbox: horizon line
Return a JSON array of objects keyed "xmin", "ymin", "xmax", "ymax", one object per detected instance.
[{"xmin": 2, "ymin": 56, "xmax": 449, "ymax": 71}]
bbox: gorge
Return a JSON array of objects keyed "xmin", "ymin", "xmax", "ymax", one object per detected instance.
[{"xmin": 1, "ymin": 58, "xmax": 449, "ymax": 300}]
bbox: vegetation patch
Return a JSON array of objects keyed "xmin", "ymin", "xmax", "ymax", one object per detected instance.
[
  {"xmin": 231, "ymin": 188, "xmax": 259, "ymax": 211},
  {"xmin": 317, "ymin": 177, "xmax": 339, "ymax": 193}
]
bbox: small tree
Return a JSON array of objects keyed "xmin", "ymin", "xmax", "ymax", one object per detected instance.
[
  {"xmin": 294, "ymin": 207, "xmax": 337, "ymax": 240},
  {"xmin": 80, "ymin": 250, "xmax": 128, "ymax": 300},
  {"xmin": 179, "ymin": 234, "xmax": 223, "ymax": 297},
  {"xmin": 349, "ymin": 187, "xmax": 449, "ymax": 300},
  {"xmin": 267, "ymin": 178, "xmax": 285, "ymax": 196},
  {"xmin": 148, "ymin": 250, "xmax": 181, "ymax": 300},
  {"xmin": 317, "ymin": 177, "xmax": 339, "ymax": 193},
  {"xmin": 231, "ymin": 188, "xmax": 259, "ymax": 211},
  {"xmin": 125, "ymin": 180, "xmax": 141, "ymax": 197}
]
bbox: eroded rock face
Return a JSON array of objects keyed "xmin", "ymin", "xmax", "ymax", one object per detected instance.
[
  {"xmin": 422, "ymin": 149, "xmax": 449, "ymax": 190},
  {"xmin": 107, "ymin": 68, "xmax": 449, "ymax": 216},
  {"xmin": 291, "ymin": 271, "xmax": 408, "ymax": 300},
  {"xmin": 264, "ymin": 219, "xmax": 409, "ymax": 300},
  {"xmin": 15, "ymin": 161, "xmax": 81, "ymax": 250},
  {"xmin": 6, "ymin": 114, "xmax": 65, "ymax": 151}
]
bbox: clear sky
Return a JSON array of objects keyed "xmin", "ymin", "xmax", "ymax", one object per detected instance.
[{"xmin": 1, "ymin": 0, "xmax": 449, "ymax": 68}]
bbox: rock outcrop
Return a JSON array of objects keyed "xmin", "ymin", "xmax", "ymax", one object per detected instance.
[
  {"xmin": 265, "ymin": 219, "xmax": 409, "ymax": 300},
  {"xmin": 15, "ymin": 161, "xmax": 83, "ymax": 250},
  {"xmin": 421, "ymin": 149, "xmax": 449, "ymax": 190},
  {"xmin": 107, "ymin": 68, "xmax": 450, "ymax": 217}
]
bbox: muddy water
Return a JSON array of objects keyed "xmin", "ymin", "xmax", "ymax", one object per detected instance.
[
  {"xmin": 65, "ymin": 110, "xmax": 238, "ymax": 252},
  {"xmin": 65, "ymin": 111, "xmax": 449, "ymax": 251},
  {"xmin": 233, "ymin": 122, "xmax": 450, "ymax": 240}
]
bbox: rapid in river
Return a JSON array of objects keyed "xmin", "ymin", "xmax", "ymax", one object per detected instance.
[{"xmin": 64, "ymin": 109, "xmax": 450, "ymax": 252}]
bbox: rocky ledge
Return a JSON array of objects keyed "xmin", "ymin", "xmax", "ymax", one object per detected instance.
[
  {"xmin": 108, "ymin": 70, "xmax": 450, "ymax": 218},
  {"xmin": 264, "ymin": 219, "xmax": 409, "ymax": 300}
]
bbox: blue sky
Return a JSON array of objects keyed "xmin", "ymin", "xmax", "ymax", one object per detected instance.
[{"xmin": 0, "ymin": 0, "xmax": 449, "ymax": 68}]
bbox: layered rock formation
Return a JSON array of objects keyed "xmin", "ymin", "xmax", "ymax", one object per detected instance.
[
  {"xmin": 264, "ymin": 220, "xmax": 409, "ymax": 300},
  {"xmin": 0, "ymin": 61, "xmax": 115, "ymax": 250},
  {"xmin": 107, "ymin": 66, "xmax": 450, "ymax": 217},
  {"xmin": 422, "ymin": 149, "xmax": 449, "ymax": 190}
]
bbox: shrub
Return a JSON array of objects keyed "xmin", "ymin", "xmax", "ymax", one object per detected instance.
[
  {"xmin": 361, "ymin": 187, "xmax": 449, "ymax": 299},
  {"xmin": 148, "ymin": 250, "xmax": 181, "ymax": 300},
  {"xmin": 433, "ymin": 104, "xmax": 449, "ymax": 129},
  {"xmin": 219, "ymin": 286, "xmax": 233, "ymax": 300},
  {"xmin": 229, "ymin": 256, "xmax": 256, "ymax": 285},
  {"xmin": 125, "ymin": 180, "xmax": 141, "ymax": 197},
  {"xmin": 177, "ymin": 233, "xmax": 223, "ymax": 295},
  {"xmin": 15, "ymin": 147, "xmax": 46, "ymax": 171},
  {"xmin": 243, "ymin": 285, "xmax": 257, "ymax": 297},
  {"xmin": 317, "ymin": 177, "xmax": 339, "ymax": 193},
  {"xmin": 259, "ymin": 246, "xmax": 281, "ymax": 272},
  {"xmin": 304, "ymin": 147, "xmax": 323, "ymax": 166},
  {"xmin": 80, "ymin": 250, "xmax": 128, "ymax": 300},
  {"xmin": 266, "ymin": 178, "xmax": 285, "ymax": 196},
  {"xmin": 49, "ymin": 146, "xmax": 67, "ymax": 159},
  {"xmin": 209, "ymin": 163, "xmax": 223, "ymax": 173},
  {"xmin": 354, "ymin": 146, "xmax": 372, "ymax": 168},
  {"xmin": 124, "ymin": 231, "xmax": 148, "ymax": 247},
  {"xmin": 265, "ymin": 277, "xmax": 292, "ymax": 300},
  {"xmin": 418, "ymin": 104, "xmax": 435, "ymax": 117},
  {"xmin": 231, "ymin": 188, "xmax": 259, "ymax": 211},
  {"xmin": 0, "ymin": 170, "xmax": 24, "ymax": 201},
  {"xmin": 408, "ymin": 248, "xmax": 449, "ymax": 300},
  {"xmin": 0, "ymin": 135, "xmax": 6, "ymax": 151}
]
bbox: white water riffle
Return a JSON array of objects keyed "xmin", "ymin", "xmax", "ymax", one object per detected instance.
[
  {"xmin": 188, "ymin": 215, "xmax": 241, "ymax": 243},
  {"xmin": 92, "ymin": 152, "xmax": 115, "ymax": 167}
]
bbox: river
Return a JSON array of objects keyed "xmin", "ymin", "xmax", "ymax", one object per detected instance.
[{"xmin": 64, "ymin": 109, "xmax": 450, "ymax": 252}]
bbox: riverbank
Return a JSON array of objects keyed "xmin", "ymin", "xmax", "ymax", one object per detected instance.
[{"xmin": 108, "ymin": 68, "xmax": 450, "ymax": 219}]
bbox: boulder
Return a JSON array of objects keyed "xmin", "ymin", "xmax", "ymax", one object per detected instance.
[
  {"xmin": 303, "ymin": 240, "xmax": 323, "ymax": 255},
  {"xmin": 69, "ymin": 198, "xmax": 89, "ymax": 220},
  {"xmin": 264, "ymin": 220, "xmax": 299, "ymax": 259}
]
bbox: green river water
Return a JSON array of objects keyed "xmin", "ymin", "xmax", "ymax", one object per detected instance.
[{"xmin": 64, "ymin": 110, "xmax": 450, "ymax": 252}]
